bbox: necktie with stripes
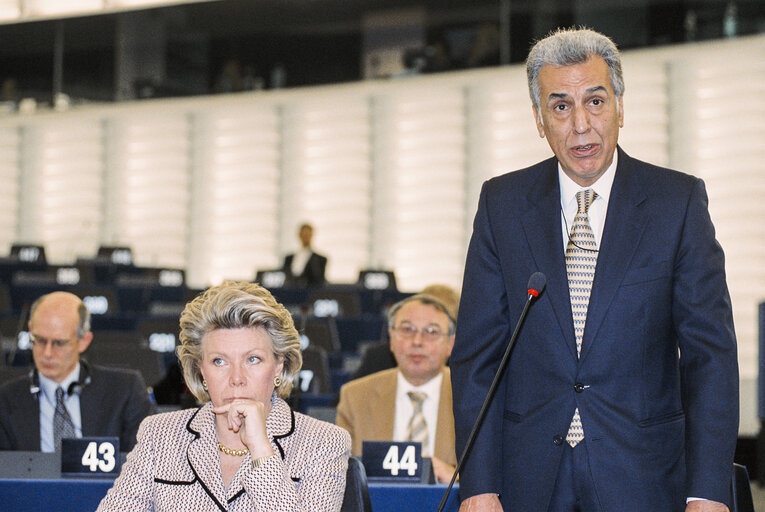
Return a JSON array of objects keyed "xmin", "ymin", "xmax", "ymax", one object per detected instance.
[
  {"xmin": 565, "ymin": 188, "xmax": 598, "ymax": 447},
  {"xmin": 406, "ymin": 391, "xmax": 429, "ymax": 451},
  {"xmin": 54, "ymin": 386, "xmax": 76, "ymax": 451}
]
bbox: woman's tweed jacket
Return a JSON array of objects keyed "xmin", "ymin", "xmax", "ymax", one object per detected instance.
[{"xmin": 97, "ymin": 397, "xmax": 351, "ymax": 511}]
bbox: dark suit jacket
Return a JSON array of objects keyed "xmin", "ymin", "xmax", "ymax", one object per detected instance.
[
  {"xmin": 451, "ymin": 148, "xmax": 739, "ymax": 511},
  {"xmin": 0, "ymin": 362, "xmax": 153, "ymax": 452},
  {"xmin": 282, "ymin": 251, "xmax": 327, "ymax": 287}
]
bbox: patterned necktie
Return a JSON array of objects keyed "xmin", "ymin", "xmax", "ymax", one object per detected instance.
[
  {"xmin": 54, "ymin": 386, "xmax": 76, "ymax": 451},
  {"xmin": 565, "ymin": 189, "xmax": 598, "ymax": 447},
  {"xmin": 406, "ymin": 391, "xmax": 429, "ymax": 451}
]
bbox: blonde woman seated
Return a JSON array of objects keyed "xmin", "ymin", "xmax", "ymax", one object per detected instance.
[{"xmin": 98, "ymin": 281, "xmax": 351, "ymax": 511}]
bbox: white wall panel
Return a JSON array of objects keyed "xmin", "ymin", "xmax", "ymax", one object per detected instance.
[
  {"xmin": 17, "ymin": 117, "xmax": 103, "ymax": 262},
  {"xmin": 668, "ymin": 41, "xmax": 765, "ymax": 385},
  {"xmin": 466, "ymin": 69, "xmax": 552, "ymax": 241},
  {"xmin": 281, "ymin": 93, "xmax": 371, "ymax": 284},
  {"xmin": 187, "ymin": 105, "xmax": 281, "ymax": 288},
  {"xmin": 103, "ymin": 113, "xmax": 190, "ymax": 269},
  {"xmin": 619, "ymin": 53, "xmax": 669, "ymax": 166},
  {"xmin": 372, "ymin": 85, "xmax": 466, "ymax": 291},
  {"xmin": 0, "ymin": 124, "xmax": 20, "ymax": 254}
]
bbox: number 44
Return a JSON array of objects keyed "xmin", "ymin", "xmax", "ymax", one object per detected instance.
[{"xmin": 382, "ymin": 445, "xmax": 418, "ymax": 476}]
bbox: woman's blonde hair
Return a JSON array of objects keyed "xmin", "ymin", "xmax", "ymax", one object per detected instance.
[{"xmin": 177, "ymin": 280, "xmax": 302, "ymax": 402}]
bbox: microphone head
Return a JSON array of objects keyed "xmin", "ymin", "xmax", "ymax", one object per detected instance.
[{"xmin": 527, "ymin": 272, "xmax": 547, "ymax": 298}]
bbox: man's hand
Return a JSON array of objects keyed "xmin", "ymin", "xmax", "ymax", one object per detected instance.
[
  {"xmin": 685, "ymin": 500, "xmax": 729, "ymax": 512},
  {"xmin": 430, "ymin": 456, "xmax": 457, "ymax": 484},
  {"xmin": 458, "ymin": 493, "xmax": 503, "ymax": 512}
]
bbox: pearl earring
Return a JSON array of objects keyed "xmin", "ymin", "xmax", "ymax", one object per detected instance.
[
  {"xmin": 274, "ymin": 377, "xmax": 282, "ymax": 387},
  {"xmin": 202, "ymin": 379, "xmax": 208, "ymax": 392}
]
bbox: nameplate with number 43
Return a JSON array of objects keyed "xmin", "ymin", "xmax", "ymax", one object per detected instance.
[{"xmin": 61, "ymin": 437, "xmax": 121, "ymax": 478}]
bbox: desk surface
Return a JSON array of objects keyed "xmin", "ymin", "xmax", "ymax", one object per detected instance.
[{"xmin": 0, "ymin": 478, "xmax": 459, "ymax": 512}]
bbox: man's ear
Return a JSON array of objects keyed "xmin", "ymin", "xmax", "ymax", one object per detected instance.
[
  {"xmin": 533, "ymin": 106, "xmax": 545, "ymax": 138},
  {"xmin": 77, "ymin": 332, "xmax": 93, "ymax": 354}
]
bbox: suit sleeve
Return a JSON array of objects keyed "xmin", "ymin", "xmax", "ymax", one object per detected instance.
[
  {"xmin": 674, "ymin": 179, "xmax": 739, "ymax": 504},
  {"xmin": 450, "ymin": 181, "xmax": 511, "ymax": 499},
  {"xmin": 120, "ymin": 373, "xmax": 153, "ymax": 453}
]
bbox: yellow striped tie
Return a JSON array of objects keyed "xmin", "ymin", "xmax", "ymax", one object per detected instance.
[{"xmin": 565, "ymin": 189, "xmax": 598, "ymax": 447}]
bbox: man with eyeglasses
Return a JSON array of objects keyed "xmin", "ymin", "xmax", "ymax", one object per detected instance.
[
  {"xmin": 336, "ymin": 293, "xmax": 457, "ymax": 482},
  {"xmin": 0, "ymin": 291, "xmax": 153, "ymax": 453}
]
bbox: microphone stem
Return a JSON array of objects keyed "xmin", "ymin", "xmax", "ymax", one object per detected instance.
[{"xmin": 436, "ymin": 294, "xmax": 535, "ymax": 512}]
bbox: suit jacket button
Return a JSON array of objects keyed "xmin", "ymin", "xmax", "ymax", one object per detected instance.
[
  {"xmin": 574, "ymin": 382, "xmax": 585, "ymax": 393},
  {"xmin": 553, "ymin": 435, "xmax": 564, "ymax": 446}
]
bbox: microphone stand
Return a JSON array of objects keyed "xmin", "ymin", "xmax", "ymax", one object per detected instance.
[{"xmin": 436, "ymin": 289, "xmax": 540, "ymax": 512}]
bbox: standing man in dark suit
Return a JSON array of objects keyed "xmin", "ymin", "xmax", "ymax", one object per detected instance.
[
  {"xmin": 282, "ymin": 222, "xmax": 328, "ymax": 287},
  {"xmin": 451, "ymin": 28, "xmax": 738, "ymax": 512},
  {"xmin": 0, "ymin": 291, "xmax": 152, "ymax": 453}
]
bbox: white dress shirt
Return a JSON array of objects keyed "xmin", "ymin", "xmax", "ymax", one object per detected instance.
[
  {"xmin": 392, "ymin": 371, "xmax": 443, "ymax": 458},
  {"xmin": 291, "ymin": 247, "xmax": 312, "ymax": 276},
  {"xmin": 39, "ymin": 364, "xmax": 83, "ymax": 452},
  {"xmin": 558, "ymin": 151, "xmax": 617, "ymax": 252}
]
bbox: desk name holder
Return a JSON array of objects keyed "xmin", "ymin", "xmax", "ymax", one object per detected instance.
[
  {"xmin": 362, "ymin": 441, "xmax": 433, "ymax": 484},
  {"xmin": 62, "ymin": 437, "xmax": 120, "ymax": 478}
]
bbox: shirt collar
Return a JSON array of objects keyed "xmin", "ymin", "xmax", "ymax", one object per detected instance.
[
  {"xmin": 558, "ymin": 150, "xmax": 618, "ymax": 209},
  {"xmin": 396, "ymin": 370, "xmax": 443, "ymax": 398},
  {"xmin": 39, "ymin": 363, "xmax": 81, "ymax": 401}
]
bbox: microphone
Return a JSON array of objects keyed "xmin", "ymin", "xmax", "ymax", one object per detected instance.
[{"xmin": 437, "ymin": 272, "xmax": 546, "ymax": 512}]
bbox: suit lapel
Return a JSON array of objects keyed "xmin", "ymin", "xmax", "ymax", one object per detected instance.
[
  {"xmin": 186, "ymin": 404, "xmax": 229, "ymax": 509},
  {"xmin": 579, "ymin": 149, "xmax": 649, "ymax": 362},
  {"xmin": 79, "ymin": 384, "xmax": 101, "ymax": 438},
  {"xmin": 519, "ymin": 160, "xmax": 578, "ymax": 359},
  {"xmin": 18, "ymin": 386, "xmax": 42, "ymax": 449},
  {"xmin": 376, "ymin": 371, "xmax": 397, "ymax": 439}
]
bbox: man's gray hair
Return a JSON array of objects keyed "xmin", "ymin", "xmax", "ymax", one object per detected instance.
[
  {"xmin": 387, "ymin": 293, "xmax": 456, "ymax": 336},
  {"xmin": 526, "ymin": 27, "xmax": 624, "ymax": 112}
]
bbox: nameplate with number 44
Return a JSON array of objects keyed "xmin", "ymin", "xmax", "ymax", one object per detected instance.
[
  {"xmin": 61, "ymin": 437, "xmax": 121, "ymax": 478},
  {"xmin": 362, "ymin": 441, "xmax": 424, "ymax": 482}
]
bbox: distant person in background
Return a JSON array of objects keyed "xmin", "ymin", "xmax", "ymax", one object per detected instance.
[
  {"xmin": 282, "ymin": 223, "xmax": 327, "ymax": 287},
  {"xmin": 351, "ymin": 283, "xmax": 460, "ymax": 380},
  {"xmin": 0, "ymin": 291, "xmax": 152, "ymax": 453},
  {"xmin": 336, "ymin": 293, "xmax": 457, "ymax": 483},
  {"xmin": 98, "ymin": 281, "xmax": 350, "ymax": 511}
]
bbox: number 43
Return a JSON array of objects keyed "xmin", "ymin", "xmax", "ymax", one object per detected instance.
[
  {"xmin": 382, "ymin": 445, "xmax": 418, "ymax": 476},
  {"xmin": 81, "ymin": 441, "xmax": 116, "ymax": 472}
]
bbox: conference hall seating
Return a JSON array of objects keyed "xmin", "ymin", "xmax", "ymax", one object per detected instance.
[{"xmin": 0, "ymin": 245, "xmax": 410, "ymax": 417}]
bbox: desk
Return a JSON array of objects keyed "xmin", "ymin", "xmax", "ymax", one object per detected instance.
[{"xmin": 0, "ymin": 478, "xmax": 459, "ymax": 512}]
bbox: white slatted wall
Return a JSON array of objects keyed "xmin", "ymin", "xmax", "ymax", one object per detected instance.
[
  {"xmin": 187, "ymin": 104, "xmax": 281, "ymax": 287},
  {"xmin": 466, "ymin": 70, "xmax": 553, "ymax": 240},
  {"xmin": 280, "ymin": 91, "xmax": 372, "ymax": 284},
  {"xmin": 371, "ymin": 84, "xmax": 466, "ymax": 291},
  {"xmin": 0, "ymin": 124, "xmax": 20, "ymax": 254},
  {"xmin": 102, "ymin": 112, "xmax": 190, "ymax": 269},
  {"xmin": 17, "ymin": 116, "xmax": 103, "ymax": 262},
  {"xmin": 619, "ymin": 52, "xmax": 670, "ymax": 166}
]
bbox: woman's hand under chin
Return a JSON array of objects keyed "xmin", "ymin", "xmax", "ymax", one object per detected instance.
[{"xmin": 213, "ymin": 399, "xmax": 274, "ymax": 459}]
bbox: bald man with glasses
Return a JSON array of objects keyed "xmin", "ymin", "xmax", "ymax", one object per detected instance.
[
  {"xmin": 336, "ymin": 293, "xmax": 457, "ymax": 482},
  {"xmin": 0, "ymin": 291, "xmax": 153, "ymax": 453}
]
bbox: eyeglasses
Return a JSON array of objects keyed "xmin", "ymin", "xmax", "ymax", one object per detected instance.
[
  {"xmin": 29, "ymin": 334, "xmax": 73, "ymax": 350},
  {"xmin": 392, "ymin": 324, "xmax": 447, "ymax": 342}
]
